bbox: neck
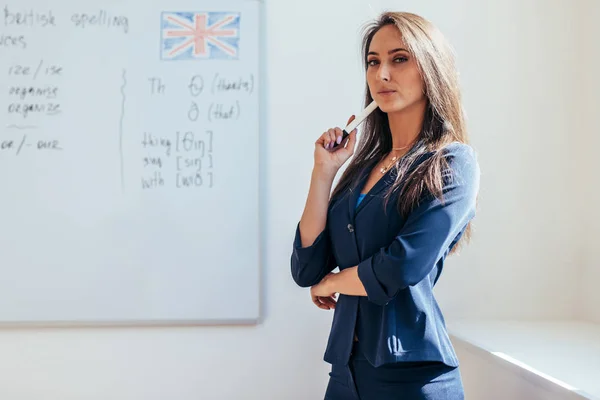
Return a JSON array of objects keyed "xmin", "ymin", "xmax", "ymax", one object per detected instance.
[{"xmin": 387, "ymin": 99, "xmax": 427, "ymax": 149}]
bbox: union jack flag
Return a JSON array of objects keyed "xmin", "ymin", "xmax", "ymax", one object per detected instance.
[{"xmin": 160, "ymin": 11, "xmax": 241, "ymax": 60}]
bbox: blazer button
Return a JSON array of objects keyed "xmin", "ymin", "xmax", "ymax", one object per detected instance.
[{"xmin": 347, "ymin": 224, "xmax": 354, "ymax": 232}]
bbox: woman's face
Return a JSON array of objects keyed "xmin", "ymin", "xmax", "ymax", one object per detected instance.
[{"xmin": 366, "ymin": 25, "xmax": 427, "ymax": 114}]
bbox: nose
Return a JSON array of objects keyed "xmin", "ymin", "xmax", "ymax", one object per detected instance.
[{"xmin": 377, "ymin": 62, "xmax": 390, "ymax": 82}]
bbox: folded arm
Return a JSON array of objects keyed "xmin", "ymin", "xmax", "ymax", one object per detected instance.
[
  {"xmin": 291, "ymin": 167, "xmax": 338, "ymax": 287},
  {"xmin": 356, "ymin": 147, "xmax": 480, "ymax": 305}
]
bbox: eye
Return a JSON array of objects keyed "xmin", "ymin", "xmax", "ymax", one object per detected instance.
[
  {"xmin": 394, "ymin": 56, "xmax": 409, "ymax": 63},
  {"xmin": 367, "ymin": 59, "xmax": 379, "ymax": 67}
]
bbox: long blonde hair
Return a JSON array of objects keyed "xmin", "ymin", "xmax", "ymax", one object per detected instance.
[{"xmin": 331, "ymin": 11, "xmax": 472, "ymax": 252}]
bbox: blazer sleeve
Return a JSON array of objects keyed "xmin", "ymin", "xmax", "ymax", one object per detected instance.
[
  {"xmin": 357, "ymin": 145, "xmax": 480, "ymax": 306},
  {"xmin": 290, "ymin": 223, "xmax": 337, "ymax": 288}
]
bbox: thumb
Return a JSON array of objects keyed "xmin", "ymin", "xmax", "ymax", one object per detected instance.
[
  {"xmin": 346, "ymin": 114, "xmax": 356, "ymax": 126},
  {"xmin": 345, "ymin": 129, "xmax": 357, "ymax": 152},
  {"xmin": 343, "ymin": 115, "xmax": 357, "ymax": 148}
]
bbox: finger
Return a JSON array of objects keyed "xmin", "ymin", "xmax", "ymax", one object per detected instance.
[
  {"xmin": 319, "ymin": 298, "xmax": 335, "ymax": 310},
  {"xmin": 317, "ymin": 131, "xmax": 328, "ymax": 142},
  {"xmin": 327, "ymin": 128, "xmax": 343, "ymax": 151},
  {"xmin": 323, "ymin": 129, "xmax": 332, "ymax": 148},
  {"xmin": 321, "ymin": 294, "xmax": 337, "ymax": 303},
  {"xmin": 345, "ymin": 130, "xmax": 357, "ymax": 151},
  {"xmin": 327, "ymin": 129, "xmax": 337, "ymax": 149},
  {"xmin": 319, "ymin": 297, "xmax": 336, "ymax": 309},
  {"xmin": 311, "ymin": 296, "xmax": 322, "ymax": 308},
  {"xmin": 312, "ymin": 296, "xmax": 330, "ymax": 310},
  {"xmin": 331, "ymin": 116, "xmax": 354, "ymax": 150},
  {"xmin": 340, "ymin": 115, "xmax": 356, "ymax": 147},
  {"xmin": 333, "ymin": 127, "xmax": 343, "ymax": 146},
  {"xmin": 316, "ymin": 132, "xmax": 324, "ymax": 144},
  {"xmin": 319, "ymin": 131, "xmax": 330, "ymax": 149}
]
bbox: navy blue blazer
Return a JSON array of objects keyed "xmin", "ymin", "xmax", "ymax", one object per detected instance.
[{"xmin": 291, "ymin": 142, "xmax": 480, "ymax": 368}]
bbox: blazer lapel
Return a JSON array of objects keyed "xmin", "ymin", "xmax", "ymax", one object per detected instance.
[
  {"xmin": 347, "ymin": 168, "xmax": 370, "ymax": 223},
  {"xmin": 354, "ymin": 167, "xmax": 396, "ymax": 216}
]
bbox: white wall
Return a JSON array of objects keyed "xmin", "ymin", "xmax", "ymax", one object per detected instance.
[
  {"xmin": 0, "ymin": 0, "xmax": 592, "ymax": 399},
  {"xmin": 419, "ymin": 0, "xmax": 582, "ymax": 321},
  {"xmin": 579, "ymin": 0, "xmax": 600, "ymax": 324},
  {"xmin": 452, "ymin": 335, "xmax": 590, "ymax": 400}
]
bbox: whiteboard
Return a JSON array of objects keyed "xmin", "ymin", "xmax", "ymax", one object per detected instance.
[{"xmin": 0, "ymin": 0, "xmax": 261, "ymax": 325}]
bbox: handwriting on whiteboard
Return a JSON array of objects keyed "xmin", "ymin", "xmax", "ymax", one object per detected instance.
[
  {"xmin": 140, "ymin": 130, "xmax": 213, "ymax": 189},
  {"xmin": 1, "ymin": 5, "xmax": 255, "ymax": 194},
  {"xmin": 0, "ymin": 6, "xmax": 129, "ymax": 50}
]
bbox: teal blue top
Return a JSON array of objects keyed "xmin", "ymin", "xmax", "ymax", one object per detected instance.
[{"xmin": 357, "ymin": 193, "xmax": 366, "ymax": 209}]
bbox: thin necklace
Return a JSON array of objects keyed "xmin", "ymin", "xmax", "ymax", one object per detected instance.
[
  {"xmin": 379, "ymin": 144, "xmax": 411, "ymax": 174},
  {"xmin": 379, "ymin": 155, "xmax": 399, "ymax": 174}
]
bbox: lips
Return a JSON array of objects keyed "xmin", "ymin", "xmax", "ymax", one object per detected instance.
[{"xmin": 378, "ymin": 89, "xmax": 396, "ymax": 96}]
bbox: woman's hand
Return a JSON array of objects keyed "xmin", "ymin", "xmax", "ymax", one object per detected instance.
[
  {"xmin": 310, "ymin": 273, "xmax": 338, "ymax": 310},
  {"xmin": 313, "ymin": 115, "xmax": 357, "ymax": 176}
]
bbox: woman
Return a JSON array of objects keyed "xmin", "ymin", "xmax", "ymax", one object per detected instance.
[{"xmin": 290, "ymin": 11, "xmax": 480, "ymax": 400}]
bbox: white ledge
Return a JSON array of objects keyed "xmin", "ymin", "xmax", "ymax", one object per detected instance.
[{"xmin": 448, "ymin": 319, "xmax": 600, "ymax": 400}]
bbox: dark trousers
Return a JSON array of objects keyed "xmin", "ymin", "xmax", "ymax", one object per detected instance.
[{"xmin": 324, "ymin": 341, "xmax": 465, "ymax": 400}]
